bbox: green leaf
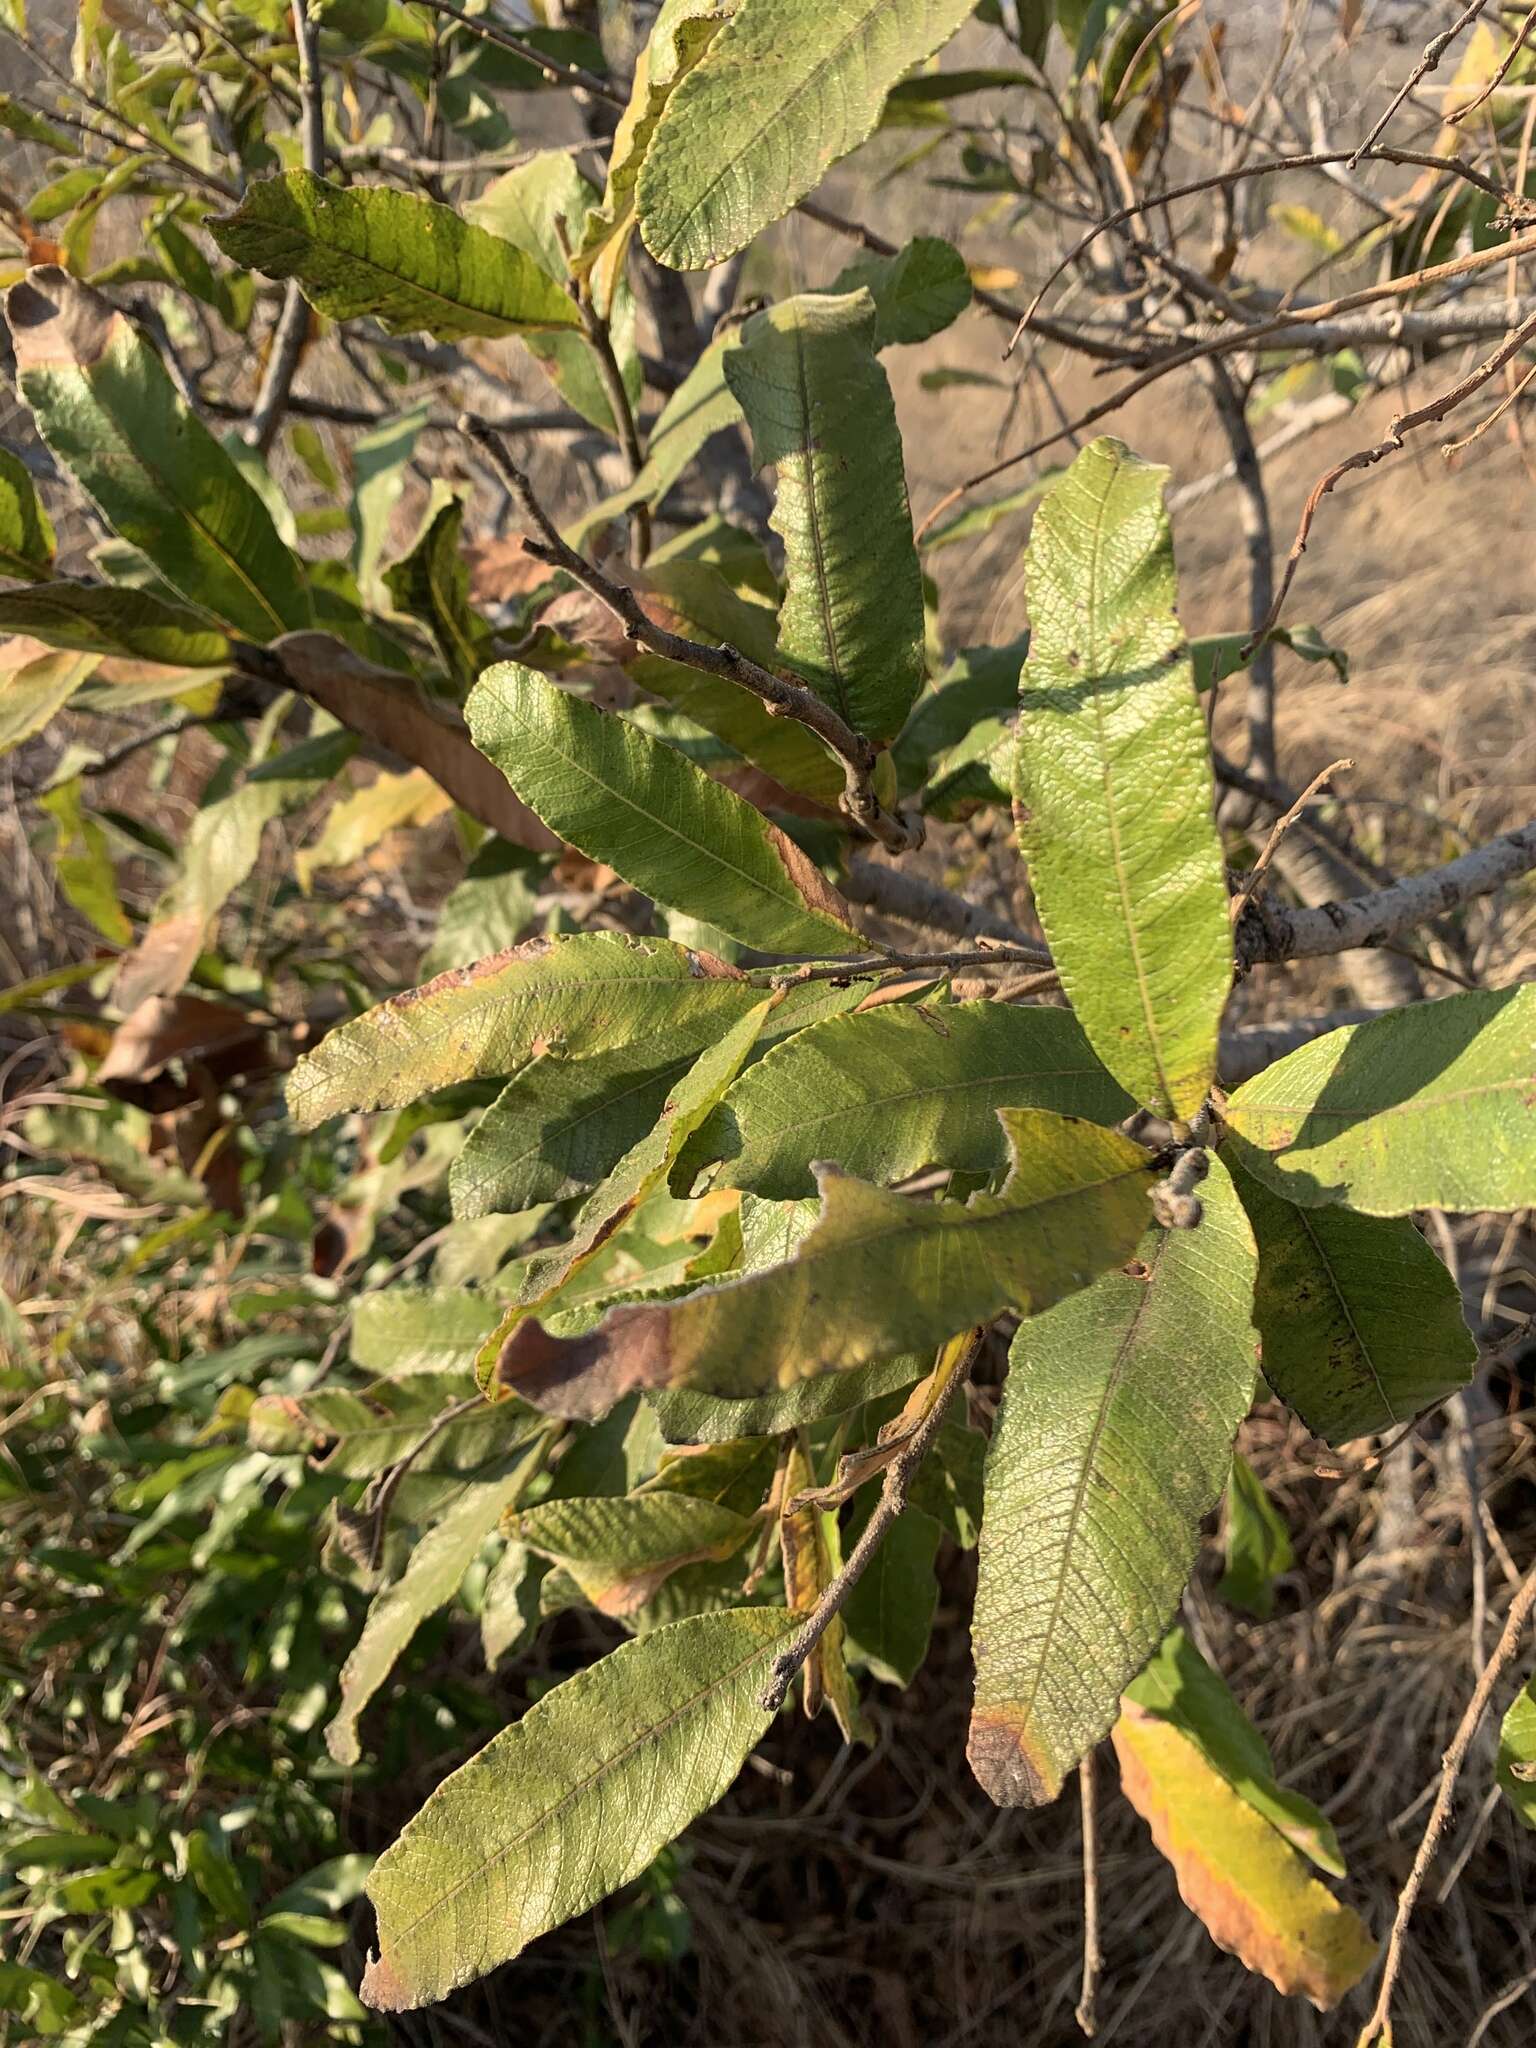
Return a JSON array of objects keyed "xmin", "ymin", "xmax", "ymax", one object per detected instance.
[
  {"xmin": 296, "ymin": 766, "xmax": 450, "ymax": 892},
  {"xmin": 351, "ymin": 1287, "xmax": 504, "ymax": 1377},
  {"xmin": 725, "ymin": 290, "xmax": 925, "ymax": 748},
  {"xmin": 511, "ymin": 1493, "xmax": 757, "ymax": 1616},
  {"xmin": 572, "ymin": 0, "xmax": 732, "ymax": 313},
  {"xmin": 118, "ymin": 731, "xmax": 355, "ymax": 1010},
  {"xmin": 842, "ymin": 1499, "xmax": 941, "ymax": 1687},
  {"xmin": 208, "ymin": 172, "xmax": 582, "ymax": 342},
  {"xmin": 360, "ymin": 1606, "xmax": 796, "ymax": 2009},
  {"xmin": 4, "ymin": 268, "xmax": 310, "ymax": 643},
  {"xmin": 893, "ymin": 633, "xmax": 1030, "ymax": 791},
  {"xmin": 0, "ymin": 580, "xmax": 232, "ymax": 666},
  {"xmin": 0, "ymin": 445, "xmax": 54, "ymax": 581},
  {"xmin": 625, "ymin": 562, "xmax": 845, "ymax": 807},
  {"xmin": 828, "ymin": 234, "xmax": 972, "ymax": 347},
  {"xmin": 327, "ymin": 1424, "xmax": 549, "ymax": 1766},
  {"xmin": 465, "ymin": 150, "xmax": 642, "ymax": 435},
  {"xmin": 648, "ymin": 1195, "xmax": 925, "ymax": 1441},
  {"xmin": 383, "ymin": 489, "xmax": 485, "ymax": 691},
  {"xmin": 454, "ymin": 1046, "xmax": 697, "ymax": 1221},
  {"xmin": 1113, "ymin": 1629, "xmax": 1374, "ymax": 2008},
  {"xmin": 1224, "ymin": 984, "xmax": 1536, "ymax": 1214},
  {"xmin": 967, "ymin": 1157, "xmax": 1256, "ymax": 1807},
  {"xmin": 1127, "ymin": 1629, "xmax": 1346, "ymax": 1875},
  {"xmin": 287, "ymin": 932, "xmax": 765, "ymax": 1130},
  {"xmin": 1219, "ymin": 1453, "xmax": 1294, "ymax": 1620},
  {"xmin": 1497, "ymin": 1672, "xmax": 1536, "ymax": 1830},
  {"xmin": 574, "ymin": 329, "xmax": 744, "ymax": 536},
  {"xmin": 636, "ymin": 0, "xmax": 982, "ymax": 267},
  {"xmin": 510, "ymin": 1000, "xmax": 774, "ymax": 1312},
  {"xmin": 465, "ymin": 663, "xmax": 865, "ymax": 955},
  {"xmin": 1013, "ymin": 437, "xmax": 1233, "ymax": 1120},
  {"xmin": 923, "ymin": 475, "xmax": 1056, "ymax": 550},
  {"xmin": 1190, "ymin": 622, "xmax": 1348, "ymax": 692},
  {"xmin": 351, "ymin": 402, "xmax": 429, "ymax": 610},
  {"xmin": 480, "ymin": 1540, "xmax": 544, "ymax": 1669},
  {"xmin": 421, "ymin": 837, "xmax": 544, "ymax": 978},
  {"xmin": 38, "ymin": 777, "xmax": 130, "ymax": 945},
  {"xmin": 1229, "ymin": 1156, "xmax": 1474, "ymax": 1444},
  {"xmin": 494, "ymin": 1109, "xmax": 1155, "ymax": 1419},
  {"xmin": 698, "ymin": 997, "xmax": 1134, "ymax": 1198}
]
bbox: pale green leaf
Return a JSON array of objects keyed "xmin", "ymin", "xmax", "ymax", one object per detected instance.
[
  {"xmin": 295, "ymin": 767, "xmax": 451, "ymax": 893},
  {"xmin": 493, "ymin": 1109, "xmax": 1155, "ymax": 1420},
  {"xmin": 5, "ymin": 268, "xmax": 310, "ymax": 643},
  {"xmin": 1014, "ymin": 437, "xmax": 1233, "ymax": 1120},
  {"xmin": 0, "ymin": 444, "xmax": 55, "ymax": 581},
  {"xmin": 829, "ymin": 234, "xmax": 972, "ymax": 347},
  {"xmin": 360, "ymin": 1607, "xmax": 796, "ymax": 2009},
  {"xmin": 511, "ymin": 1492, "xmax": 757, "ymax": 1616},
  {"xmin": 572, "ymin": 0, "xmax": 732, "ymax": 312},
  {"xmin": 893, "ymin": 633, "xmax": 1030, "ymax": 791},
  {"xmin": 421, "ymin": 838, "xmax": 544, "ymax": 979},
  {"xmin": 39, "ymin": 777, "xmax": 130, "ymax": 944},
  {"xmin": 1224, "ymin": 984, "xmax": 1536, "ymax": 1215},
  {"xmin": 453, "ymin": 1046, "xmax": 697, "ymax": 1221},
  {"xmin": 351, "ymin": 1287, "xmax": 504, "ymax": 1378},
  {"xmin": 967, "ymin": 1157, "xmax": 1256, "ymax": 1807},
  {"xmin": 209, "ymin": 172, "xmax": 581, "ymax": 342},
  {"xmin": 698, "ymin": 997, "xmax": 1134, "ymax": 1198},
  {"xmin": 1497, "ymin": 1674, "xmax": 1536, "ymax": 1830},
  {"xmin": 725, "ymin": 290, "xmax": 925, "ymax": 747},
  {"xmin": 465, "ymin": 150, "xmax": 642, "ymax": 435},
  {"xmin": 923, "ymin": 475, "xmax": 1056, "ymax": 550},
  {"xmin": 636, "ymin": 0, "xmax": 982, "ymax": 267},
  {"xmin": 327, "ymin": 1427, "xmax": 551, "ymax": 1766},
  {"xmin": 572, "ymin": 329, "xmax": 744, "ymax": 538},
  {"xmin": 1113, "ymin": 1630, "xmax": 1374, "ymax": 2008},
  {"xmin": 0, "ymin": 647, "xmax": 100, "ymax": 758},
  {"xmin": 648, "ymin": 1195, "xmax": 926, "ymax": 1440},
  {"xmin": 510, "ymin": 1000, "xmax": 774, "ymax": 1313},
  {"xmin": 1219, "ymin": 1453, "xmax": 1294, "ymax": 1620},
  {"xmin": 465, "ymin": 662, "xmax": 864, "ymax": 955},
  {"xmin": 480, "ymin": 1541, "xmax": 544, "ymax": 1669},
  {"xmin": 625, "ymin": 561, "xmax": 844, "ymax": 806},
  {"xmin": 286, "ymin": 932, "xmax": 765, "ymax": 1131},
  {"xmin": 351, "ymin": 403, "xmax": 429, "ymax": 610},
  {"xmin": 0, "ymin": 581, "xmax": 231, "ymax": 666},
  {"xmin": 1229, "ymin": 1155, "xmax": 1474, "ymax": 1444},
  {"xmin": 1127, "ymin": 1629, "xmax": 1346, "ymax": 1876}
]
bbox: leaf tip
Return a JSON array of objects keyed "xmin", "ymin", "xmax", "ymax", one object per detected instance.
[
  {"xmin": 965, "ymin": 1707, "xmax": 1062, "ymax": 1808},
  {"xmin": 359, "ymin": 1948, "xmax": 412, "ymax": 2013}
]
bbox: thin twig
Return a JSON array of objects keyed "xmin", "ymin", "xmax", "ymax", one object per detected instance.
[
  {"xmin": 246, "ymin": 2, "xmax": 325, "ymax": 452},
  {"xmin": 1251, "ymin": 304, "xmax": 1536, "ymax": 646},
  {"xmin": 921, "ymin": 229, "xmax": 1536, "ymax": 544},
  {"xmin": 14, "ymin": 714, "xmax": 228, "ymax": 796},
  {"xmin": 1354, "ymin": 1554, "xmax": 1536, "ymax": 2048},
  {"xmin": 759, "ymin": 1330, "xmax": 982, "ymax": 1713},
  {"xmin": 1076, "ymin": 1750, "xmax": 1104, "ymax": 2037},
  {"xmin": 1230, "ymin": 758, "xmax": 1353, "ymax": 926},
  {"xmin": 576, "ymin": 294, "xmax": 651, "ymax": 561},
  {"xmin": 1008, "ymin": 144, "xmax": 1513, "ymax": 353},
  {"xmin": 1453, "ymin": 0, "xmax": 1536, "ymax": 125},
  {"xmin": 1199, "ymin": 358, "xmax": 1278, "ymax": 782},
  {"xmin": 1350, "ymin": 0, "xmax": 1491, "ymax": 165},
  {"xmin": 458, "ymin": 414, "xmax": 921, "ymax": 852},
  {"xmin": 406, "ymin": 0, "xmax": 625, "ymax": 105}
]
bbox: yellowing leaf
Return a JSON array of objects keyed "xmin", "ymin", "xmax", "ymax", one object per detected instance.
[
  {"xmin": 1114, "ymin": 1634, "xmax": 1375, "ymax": 2009},
  {"xmin": 493, "ymin": 1109, "xmax": 1155, "ymax": 1420}
]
